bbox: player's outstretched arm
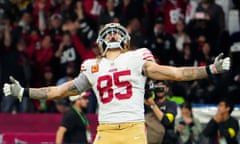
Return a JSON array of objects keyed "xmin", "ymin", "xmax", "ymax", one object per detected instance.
[
  {"xmin": 2, "ymin": 74, "xmax": 89, "ymax": 101},
  {"xmin": 143, "ymin": 53, "xmax": 230, "ymax": 81},
  {"xmin": 29, "ymin": 81, "xmax": 80, "ymax": 100}
]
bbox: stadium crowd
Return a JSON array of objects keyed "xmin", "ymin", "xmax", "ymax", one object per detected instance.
[{"xmin": 0, "ymin": 0, "xmax": 240, "ymax": 114}]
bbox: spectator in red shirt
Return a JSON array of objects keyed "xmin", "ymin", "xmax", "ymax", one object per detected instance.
[
  {"xmin": 33, "ymin": 35, "xmax": 54, "ymax": 87},
  {"xmin": 160, "ymin": 0, "xmax": 186, "ymax": 34}
]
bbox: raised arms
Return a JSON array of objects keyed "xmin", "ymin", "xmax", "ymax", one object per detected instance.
[
  {"xmin": 143, "ymin": 53, "xmax": 230, "ymax": 81},
  {"xmin": 3, "ymin": 73, "xmax": 91, "ymax": 101},
  {"xmin": 143, "ymin": 61, "xmax": 208, "ymax": 81},
  {"xmin": 29, "ymin": 81, "xmax": 80, "ymax": 100}
]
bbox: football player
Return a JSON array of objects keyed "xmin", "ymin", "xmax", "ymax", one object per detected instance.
[{"xmin": 3, "ymin": 23, "xmax": 230, "ymax": 144}]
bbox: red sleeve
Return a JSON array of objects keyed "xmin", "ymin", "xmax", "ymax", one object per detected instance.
[
  {"xmin": 33, "ymin": 0, "xmax": 51, "ymax": 28},
  {"xmin": 35, "ymin": 48, "xmax": 54, "ymax": 65},
  {"xmin": 83, "ymin": 0, "xmax": 104, "ymax": 21},
  {"xmin": 25, "ymin": 43, "xmax": 35, "ymax": 59},
  {"xmin": 71, "ymin": 34, "xmax": 96, "ymax": 60}
]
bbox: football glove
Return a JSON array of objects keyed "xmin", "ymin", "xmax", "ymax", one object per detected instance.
[
  {"xmin": 208, "ymin": 53, "xmax": 230, "ymax": 74},
  {"xmin": 3, "ymin": 76, "xmax": 24, "ymax": 102}
]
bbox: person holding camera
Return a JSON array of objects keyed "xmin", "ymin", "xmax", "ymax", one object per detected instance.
[
  {"xmin": 175, "ymin": 102, "xmax": 202, "ymax": 144},
  {"xmin": 145, "ymin": 80, "xmax": 178, "ymax": 144}
]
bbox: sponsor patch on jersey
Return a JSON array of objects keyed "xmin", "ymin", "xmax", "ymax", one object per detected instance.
[{"xmin": 91, "ymin": 64, "xmax": 99, "ymax": 73}]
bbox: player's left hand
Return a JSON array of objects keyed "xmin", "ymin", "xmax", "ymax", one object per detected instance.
[
  {"xmin": 3, "ymin": 76, "xmax": 24, "ymax": 102},
  {"xmin": 212, "ymin": 53, "xmax": 231, "ymax": 74}
]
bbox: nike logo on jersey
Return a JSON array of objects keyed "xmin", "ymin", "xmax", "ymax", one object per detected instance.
[
  {"xmin": 133, "ymin": 136, "xmax": 140, "ymax": 140},
  {"xmin": 109, "ymin": 68, "xmax": 118, "ymax": 72}
]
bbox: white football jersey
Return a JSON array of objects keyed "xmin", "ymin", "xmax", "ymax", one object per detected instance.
[{"xmin": 80, "ymin": 48, "xmax": 154, "ymax": 123}]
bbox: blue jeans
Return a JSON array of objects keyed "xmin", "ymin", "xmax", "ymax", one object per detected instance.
[{"xmin": 1, "ymin": 96, "xmax": 34, "ymax": 113}]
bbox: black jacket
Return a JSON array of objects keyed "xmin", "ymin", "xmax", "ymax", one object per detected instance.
[{"xmin": 203, "ymin": 116, "xmax": 239, "ymax": 144}]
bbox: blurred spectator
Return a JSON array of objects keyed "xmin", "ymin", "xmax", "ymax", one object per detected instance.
[
  {"xmin": 98, "ymin": 0, "xmax": 120, "ymax": 27},
  {"xmin": 187, "ymin": 23, "xmax": 213, "ymax": 53},
  {"xmin": 75, "ymin": 1, "xmax": 98, "ymax": 47},
  {"xmin": 49, "ymin": 13, "xmax": 63, "ymax": 46},
  {"xmin": 197, "ymin": 38, "xmax": 214, "ymax": 66},
  {"xmin": 54, "ymin": 31, "xmax": 82, "ymax": 78},
  {"xmin": 141, "ymin": 0, "xmax": 156, "ymax": 35},
  {"xmin": 32, "ymin": 0, "xmax": 49, "ymax": 34},
  {"xmin": 24, "ymin": 28, "xmax": 41, "ymax": 59},
  {"xmin": 0, "ymin": 16, "xmax": 11, "ymax": 49},
  {"xmin": 178, "ymin": 41, "xmax": 197, "ymax": 66},
  {"xmin": 56, "ymin": 92, "xmax": 91, "ymax": 144},
  {"xmin": 117, "ymin": 0, "xmax": 144, "ymax": 26},
  {"xmin": 190, "ymin": 0, "xmax": 225, "ymax": 55},
  {"xmin": 126, "ymin": 17, "xmax": 146, "ymax": 49},
  {"xmin": 55, "ymin": 98, "xmax": 71, "ymax": 114},
  {"xmin": 161, "ymin": 0, "xmax": 186, "ymax": 34},
  {"xmin": 34, "ymin": 66, "xmax": 56, "ymax": 113},
  {"xmin": 1, "ymin": 38, "xmax": 33, "ymax": 113},
  {"xmin": 203, "ymin": 98, "xmax": 239, "ymax": 144},
  {"xmin": 148, "ymin": 16, "xmax": 177, "ymax": 65},
  {"xmin": 34, "ymin": 35, "xmax": 54, "ymax": 86},
  {"xmin": 82, "ymin": 0, "xmax": 103, "ymax": 22},
  {"xmin": 174, "ymin": 19, "xmax": 190, "ymax": 53},
  {"xmin": 55, "ymin": 62, "xmax": 77, "ymax": 114},
  {"xmin": 185, "ymin": 0, "xmax": 201, "ymax": 24},
  {"xmin": 60, "ymin": 0, "xmax": 77, "ymax": 22},
  {"xmin": 195, "ymin": 0, "xmax": 225, "ymax": 34},
  {"xmin": 175, "ymin": 102, "xmax": 202, "ymax": 144},
  {"xmin": 12, "ymin": 10, "xmax": 33, "ymax": 43},
  {"xmin": 56, "ymin": 62, "xmax": 77, "ymax": 86},
  {"xmin": 11, "ymin": 0, "xmax": 30, "ymax": 12},
  {"xmin": 0, "ymin": 19, "xmax": 12, "ymax": 107},
  {"xmin": 145, "ymin": 80, "xmax": 178, "ymax": 144}
]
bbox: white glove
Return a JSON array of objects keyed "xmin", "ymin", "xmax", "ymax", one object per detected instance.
[
  {"xmin": 209, "ymin": 53, "xmax": 231, "ymax": 74},
  {"xmin": 3, "ymin": 76, "xmax": 24, "ymax": 102}
]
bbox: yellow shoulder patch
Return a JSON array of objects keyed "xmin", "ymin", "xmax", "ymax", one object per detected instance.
[
  {"xmin": 228, "ymin": 128, "xmax": 236, "ymax": 138},
  {"xmin": 166, "ymin": 113, "xmax": 174, "ymax": 123}
]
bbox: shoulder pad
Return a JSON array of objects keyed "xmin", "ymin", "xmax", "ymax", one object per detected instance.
[
  {"xmin": 136, "ymin": 48, "xmax": 154, "ymax": 61},
  {"xmin": 80, "ymin": 59, "xmax": 98, "ymax": 72}
]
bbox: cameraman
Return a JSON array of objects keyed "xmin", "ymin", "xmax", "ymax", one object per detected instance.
[{"xmin": 145, "ymin": 80, "xmax": 178, "ymax": 144}]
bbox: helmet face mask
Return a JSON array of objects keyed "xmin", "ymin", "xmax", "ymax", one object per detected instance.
[{"xmin": 96, "ymin": 23, "xmax": 131, "ymax": 56}]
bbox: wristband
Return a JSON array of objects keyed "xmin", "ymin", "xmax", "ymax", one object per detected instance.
[
  {"xmin": 206, "ymin": 65, "xmax": 212, "ymax": 75},
  {"xmin": 23, "ymin": 88, "xmax": 29, "ymax": 98},
  {"xmin": 206, "ymin": 65, "xmax": 218, "ymax": 75}
]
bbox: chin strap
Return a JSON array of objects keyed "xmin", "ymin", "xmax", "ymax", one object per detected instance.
[{"xmin": 102, "ymin": 42, "xmax": 123, "ymax": 56}]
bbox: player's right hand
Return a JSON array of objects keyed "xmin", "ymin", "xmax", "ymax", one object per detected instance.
[{"xmin": 3, "ymin": 76, "xmax": 24, "ymax": 102}]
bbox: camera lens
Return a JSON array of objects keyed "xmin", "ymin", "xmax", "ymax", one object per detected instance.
[{"xmin": 155, "ymin": 86, "xmax": 164, "ymax": 92}]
